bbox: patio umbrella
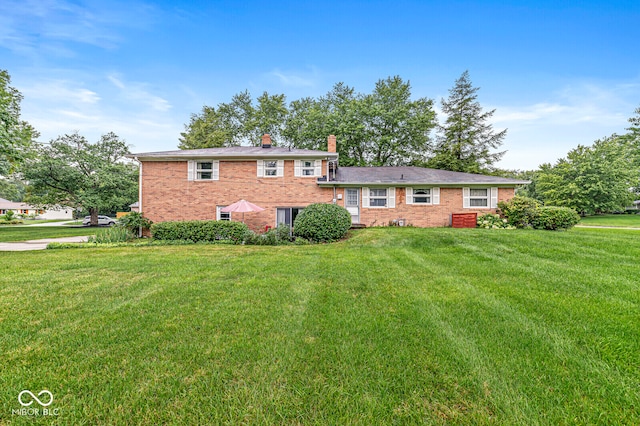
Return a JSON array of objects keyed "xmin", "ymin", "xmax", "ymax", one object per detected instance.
[{"xmin": 220, "ymin": 199, "xmax": 265, "ymax": 223}]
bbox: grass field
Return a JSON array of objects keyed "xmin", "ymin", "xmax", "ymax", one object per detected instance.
[
  {"xmin": 1, "ymin": 228, "xmax": 638, "ymax": 425},
  {"xmin": 578, "ymin": 213, "xmax": 640, "ymax": 227}
]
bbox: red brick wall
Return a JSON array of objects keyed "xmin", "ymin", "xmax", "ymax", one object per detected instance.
[
  {"xmin": 141, "ymin": 160, "xmax": 333, "ymax": 231},
  {"xmin": 334, "ymin": 187, "xmax": 515, "ymax": 227},
  {"xmin": 141, "ymin": 160, "xmax": 516, "ymax": 230}
]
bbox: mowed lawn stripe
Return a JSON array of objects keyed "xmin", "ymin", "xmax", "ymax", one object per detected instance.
[{"xmin": 0, "ymin": 228, "xmax": 638, "ymax": 425}]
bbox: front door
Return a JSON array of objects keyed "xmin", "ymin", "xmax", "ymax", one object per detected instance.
[{"xmin": 345, "ymin": 188, "xmax": 360, "ymax": 224}]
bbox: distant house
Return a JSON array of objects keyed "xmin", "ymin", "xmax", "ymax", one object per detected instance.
[
  {"xmin": 128, "ymin": 135, "xmax": 528, "ymax": 231},
  {"xmin": 0, "ymin": 198, "xmax": 73, "ymax": 220}
]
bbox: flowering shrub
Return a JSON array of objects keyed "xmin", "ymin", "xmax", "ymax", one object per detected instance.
[{"xmin": 477, "ymin": 213, "xmax": 515, "ymax": 229}]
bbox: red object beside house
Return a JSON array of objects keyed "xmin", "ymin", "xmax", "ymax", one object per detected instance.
[{"xmin": 451, "ymin": 213, "xmax": 478, "ymax": 228}]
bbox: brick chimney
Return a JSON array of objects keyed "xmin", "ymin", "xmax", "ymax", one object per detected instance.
[
  {"xmin": 261, "ymin": 134, "xmax": 272, "ymax": 148},
  {"xmin": 327, "ymin": 135, "xmax": 336, "ymax": 153}
]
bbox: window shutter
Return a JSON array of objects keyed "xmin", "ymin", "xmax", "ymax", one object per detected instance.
[
  {"xmin": 388, "ymin": 187, "xmax": 396, "ymax": 208},
  {"xmin": 406, "ymin": 188, "xmax": 413, "ymax": 205},
  {"xmin": 187, "ymin": 161, "xmax": 195, "ymax": 181},
  {"xmin": 490, "ymin": 187, "xmax": 498, "ymax": 208},
  {"xmin": 432, "ymin": 187, "xmax": 440, "ymax": 205},
  {"xmin": 314, "ymin": 160, "xmax": 322, "ymax": 177},
  {"xmin": 277, "ymin": 160, "xmax": 284, "ymax": 177},
  {"xmin": 463, "ymin": 187, "xmax": 470, "ymax": 208},
  {"xmin": 257, "ymin": 160, "xmax": 264, "ymax": 177},
  {"xmin": 362, "ymin": 187, "xmax": 370, "ymax": 208},
  {"xmin": 294, "ymin": 160, "xmax": 301, "ymax": 177},
  {"xmin": 213, "ymin": 160, "xmax": 219, "ymax": 180}
]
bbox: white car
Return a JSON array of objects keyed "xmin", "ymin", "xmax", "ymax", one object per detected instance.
[{"xmin": 82, "ymin": 215, "xmax": 116, "ymax": 226}]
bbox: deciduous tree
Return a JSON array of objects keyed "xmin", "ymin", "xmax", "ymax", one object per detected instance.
[
  {"xmin": 23, "ymin": 132, "xmax": 138, "ymax": 225},
  {"xmin": 0, "ymin": 70, "xmax": 38, "ymax": 175}
]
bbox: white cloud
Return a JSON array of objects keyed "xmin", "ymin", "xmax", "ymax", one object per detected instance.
[
  {"xmin": 490, "ymin": 80, "xmax": 640, "ymax": 170},
  {"xmin": 0, "ymin": 0, "xmax": 157, "ymax": 55},
  {"xmin": 266, "ymin": 68, "xmax": 319, "ymax": 88},
  {"xmin": 108, "ymin": 74, "xmax": 172, "ymax": 112}
]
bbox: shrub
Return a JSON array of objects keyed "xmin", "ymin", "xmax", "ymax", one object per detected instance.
[
  {"xmin": 530, "ymin": 206, "xmax": 581, "ymax": 231},
  {"xmin": 293, "ymin": 203, "xmax": 351, "ymax": 243},
  {"xmin": 150, "ymin": 220, "xmax": 249, "ymax": 244},
  {"xmin": 243, "ymin": 224, "xmax": 296, "ymax": 246},
  {"xmin": 118, "ymin": 212, "xmax": 153, "ymax": 234},
  {"xmin": 477, "ymin": 213, "xmax": 514, "ymax": 229},
  {"xmin": 498, "ymin": 196, "xmax": 541, "ymax": 228},
  {"xmin": 88, "ymin": 226, "xmax": 136, "ymax": 243}
]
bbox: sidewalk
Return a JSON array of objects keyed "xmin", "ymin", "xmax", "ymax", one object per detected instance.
[{"xmin": 0, "ymin": 236, "xmax": 89, "ymax": 251}]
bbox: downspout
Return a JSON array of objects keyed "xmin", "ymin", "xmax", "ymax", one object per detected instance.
[
  {"xmin": 333, "ymin": 185, "xmax": 337, "ymax": 204},
  {"xmin": 135, "ymin": 157, "xmax": 143, "ymax": 237}
]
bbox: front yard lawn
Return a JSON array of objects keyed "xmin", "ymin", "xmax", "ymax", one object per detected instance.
[
  {"xmin": 578, "ymin": 213, "xmax": 640, "ymax": 227},
  {"xmin": 0, "ymin": 228, "xmax": 638, "ymax": 424},
  {"xmin": 0, "ymin": 226, "xmax": 93, "ymax": 242}
]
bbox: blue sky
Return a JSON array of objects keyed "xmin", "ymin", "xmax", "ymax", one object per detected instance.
[{"xmin": 1, "ymin": 0, "xmax": 639, "ymax": 170}]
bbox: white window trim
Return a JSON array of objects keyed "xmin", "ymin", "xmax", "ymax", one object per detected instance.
[
  {"xmin": 406, "ymin": 187, "xmax": 440, "ymax": 205},
  {"xmin": 216, "ymin": 206, "xmax": 231, "ymax": 221},
  {"xmin": 463, "ymin": 187, "xmax": 498, "ymax": 208},
  {"xmin": 294, "ymin": 159, "xmax": 323, "ymax": 177},
  {"xmin": 258, "ymin": 160, "xmax": 284, "ymax": 177},
  {"xmin": 188, "ymin": 160, "xmax": 219, "ymax": 181},
  {"xmin": 363, "ymin": 187, "xmax": 396, "ymax": 208}
]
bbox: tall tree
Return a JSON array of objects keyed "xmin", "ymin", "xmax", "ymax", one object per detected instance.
[
  {"xmin": 23, "ymin": 132, "xmax": 138, "ymax": 225},
  {"xmin": 179, "ymin": 91, "xmax": 287, "ymax": 149},
  {"xmin": 0, "ymin": 69, "xmax": 38, "ymax": 175},
  {"xmin": 283, "ymin": 78, "xmax": 436, "ymax": 166},
  {"xmin": 428, "ymin": 71, "xmax": 506, "ymax": 173}
]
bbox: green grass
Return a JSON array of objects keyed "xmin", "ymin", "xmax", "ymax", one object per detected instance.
[
  {"xmin": 578, "ymin": 213, "xmax": 640, "ymax": 227},
  {"xmin": 0, "ymin": 226, "xmax": 94, "ymax": 243},
  {"xmin": 0, "ymin": 228, "xmax": 638, "ymax": 425}
]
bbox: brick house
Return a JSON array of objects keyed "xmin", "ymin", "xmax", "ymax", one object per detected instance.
[{"xmin": 129, "ymin": 135, "xmax": 527, "ymax": 231}]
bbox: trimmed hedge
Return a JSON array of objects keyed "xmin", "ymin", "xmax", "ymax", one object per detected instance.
[
  {"xmin": 293, "ymin": 203, "xmax": 351, "ymax": 243},
  {"xmin": 150, "ymin": 220, "xmax": 249, "ymax": 244},
  {"xmin": 531, "ymin": 206, "xmax": 581, "ymax": 231}
]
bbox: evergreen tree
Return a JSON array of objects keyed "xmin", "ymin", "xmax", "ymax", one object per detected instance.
[{"xmin": 428, "ymin": 71, "xmax": 506, "ymax": 173}]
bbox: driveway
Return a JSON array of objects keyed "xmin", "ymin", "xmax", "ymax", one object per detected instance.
[{"xmin": 0, "ymin": 236, "xmax": 89, "ymax": 251}]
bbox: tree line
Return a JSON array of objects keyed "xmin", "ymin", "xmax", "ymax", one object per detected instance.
[
  {"xmin": 517, "ymin": 109, "xmax": 640, "ymax": 215},
  {"xmin": 179, "ymin": 71, "xmax": 506, "ymax": 172}
]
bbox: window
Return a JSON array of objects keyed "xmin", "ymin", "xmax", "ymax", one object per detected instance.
[
  {"xmin": 463, "ymin": 187, "xmax": 498, "ymax": 208},
  {"xmin": 188, "ymin": 160, "xmax": 219, "ymax": 181},
  {"xmin": 406, "ymin": 187, "xmax": 440, "ymax": 205},
  {"xmin": 370, "ymin": 189, "xmax": 388, "ymax": 207},
  {"xmin": 363, "ymin": 187, "xmax": 396, "ymax": 208},
  {"xmin": 258, "ymin": 160, "xmax": 284, "ymax": 177},
  {"xmin": 264, "ymin": 161, "xmax": 278, "ymax": 176},
  {"xmin": 470, "ymin": 189, "xmax": 488, "ymax": 207},
  {"xmin": 276, "ymin": 207, "xmax": 304, "ymax": 227},
  {"xmin": 413, "ymin": 188, "xmax": 431, "ymax": 204},
  {"xmin": 197, "ymin": 162, "xmax": 214, "ymax": 180},
  {"xmin": 294, "ymin": 160, "xmax": 322, "ymax": 177},
  {"xmin": 216, "ymin": 206, "xmax": 231, "ymax": 221}
]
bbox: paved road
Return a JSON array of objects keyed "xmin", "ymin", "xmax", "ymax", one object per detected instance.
[{"xmin": 0, "ymin": 236, "xmax": 89, "ymax": 251}]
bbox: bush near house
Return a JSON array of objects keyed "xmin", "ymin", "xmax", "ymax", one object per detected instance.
[
  {"xmin": 150, "ymin": 220, "xmax": 249, "ymax": 244},
  {"xmin": 293, "ymin": 203, "xmax": 351, "ymax": 242},
  {"xmin": 498, "ymin": 196, "xmax": 580, "ymax": 231},
  {"xmin": 531, "ymin": 206, "xmax": 581, "ymax": 231},
  {"xmin": 498, "ymin": 196, "xmax": 541, "ymax": 228}
]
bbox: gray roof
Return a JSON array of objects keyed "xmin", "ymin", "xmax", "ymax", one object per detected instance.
[
  {"xmin": 129, "ymin": 146, "xmax": 337, "ymax": 161},
  {"xmin": 321, "ymin": 166, "xmax": 529, "ymax": 186}
]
